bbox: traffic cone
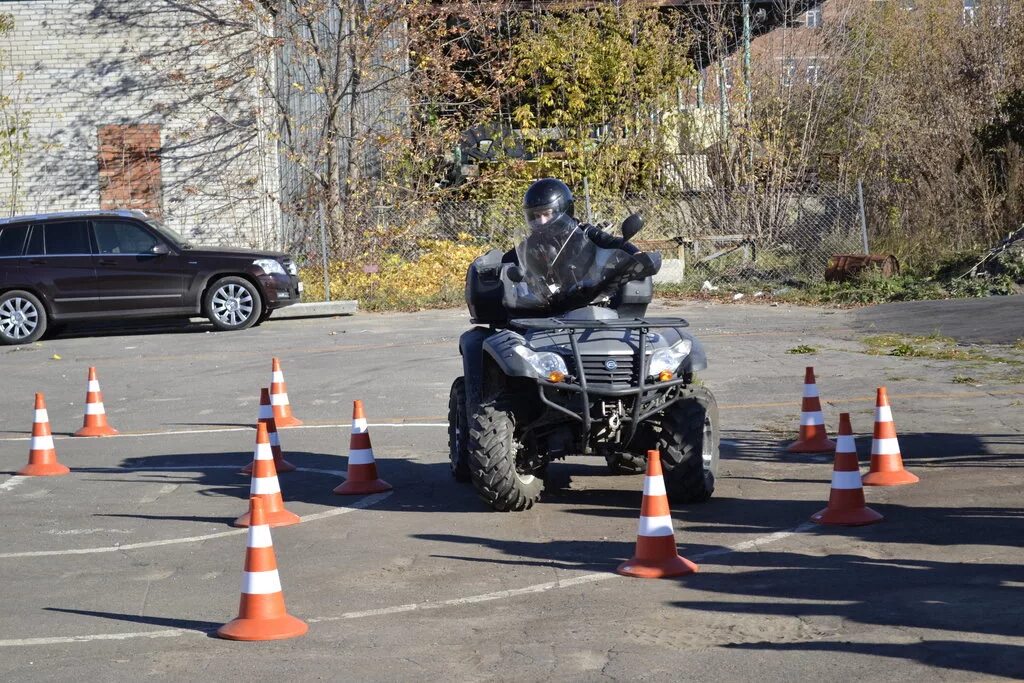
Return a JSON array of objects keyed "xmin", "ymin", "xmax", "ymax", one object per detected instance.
[
  {"xmin": 18, "ymin": 393, "xmax": 70, "ymax": 476},
  {"xmin": 73, "ymin": 367, "xmax": 119, "ymax": 437},
  {"xmin": 863, "ymin": 387, "xmax": 919, "ymax": 486},
  {"xmin": 787, "ymin": 366, "xmax": 836, "ymax": 453},
  {"xmin": 811, "ymin": 413, "xmax": 883, "ymax": 526},
  {"xmin": 217, "ymin": 496, "xmax": 308, "ymax": 641},
  {"xmin": 270, "ymin": 357, "xmax": 302, "ymax": 428},
  {"xmin": 241, "ymin": 388, "xmax": 296, "ymax": 474},
  {"xmin": 333, "ymin": 400, "xmax": 392, "ymax": 495},
  {"xmin": 234, "ymin": 422, "xmax": 301, "ymax": 528},
  {"xmin": 616, "ymin": 450, "xmax": 698, "ymax": 579}
]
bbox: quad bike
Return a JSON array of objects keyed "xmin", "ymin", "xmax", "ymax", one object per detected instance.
[{"xmin": 448, "ymin": 214, "xmax": 719, "ymax": 511}]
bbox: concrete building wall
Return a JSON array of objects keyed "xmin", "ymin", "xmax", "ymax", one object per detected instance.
[{"xmin": 0, "ymin": 1, "xmax": 280, "ymax": 248}]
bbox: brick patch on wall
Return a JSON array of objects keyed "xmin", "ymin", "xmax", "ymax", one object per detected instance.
[{"xmin": 98, "ymin": 124, "xmax": 163, "ymax": 218}]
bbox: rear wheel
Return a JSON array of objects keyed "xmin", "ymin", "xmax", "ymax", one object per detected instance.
[
  {"xmin": 467, "ymin": 399, "xmax": 544, "ymax": 511},
  {"xmin": 447, "ymin": 377, "xmax": 471, "ymax": 482},
  {"xmin": 0, "ymin": 290, "xmax": 47, "ymax": 345},
  {"xmin": 658, "ymin": 388, "xmax": 720, "ymax": 503}
]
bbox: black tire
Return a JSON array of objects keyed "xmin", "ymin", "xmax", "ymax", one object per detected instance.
[
  {"xmin": 0, "ymin": 290, "xmax": 48, "ymax": 345},
  {"xmin": 605, "ymin": 451, "xmax": 647, "ymax": 475},
  {"xmin": 467, "ymin": 400, "xmax": 544, "ymax": 511},
  {"xmin": 658, "ymin": 388, "xmax": 720, "ymax": 503},
  {"xmin": 203, "ymin": 276, "xmax": 262, "ymax": 331},
  {"xmin": 447, "ymin": 377, "xmax": 471, "ymax": 482},
  {"xmin": 254, "ymin": 308, "xmax": 274, "ymax": 326}
]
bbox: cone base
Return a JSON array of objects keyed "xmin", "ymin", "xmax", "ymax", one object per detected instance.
[
  {"xmin": 18, "ymin": 462, "xmax": 70, "ymax": 476},
  {"xmin": 787, "ymin": 438, "xmax": 836, "ymax": 454},
  {"xmin": 240, "ymin": 459, "xmax": 296, "ymax": 475},
  {"xmin": 616, "ymin": 554, "xmax": 698, "ymax": 579},
  {"xmin": 812, "ymin": 505, "xmax": 883, "ymax": 526},
  {"xmin": 73, "ymin": 425, "xmax": 119, "ymax": 437},
  {"xmin": 217, "ymin": 613, "xmax": 308, "ymax": 641},
  {"xmin": 233, "ymin": 509, "xmax": 302, "ymax": 528},
  {"xmin": 863, "ymin": 470, "xmax": 919, "ymax": 486},
  {"xmin": 333, "ymin": 478, "xmax": 392, "ymax": 495},
  {"xmin": 273, "ymin": 415, "xmax": 303, "ymax": 428}
]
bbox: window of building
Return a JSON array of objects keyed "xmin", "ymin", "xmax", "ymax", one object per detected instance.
[
  {"xmin": 806, "ymin": 58, "xmax": 822, "ymax": 86},
  {"xmin": 805, "ymin": 6, "xmax": 823, "ymax": 28},
  {"xmin": 963, "ymin": 0, "xmax": 977, "ymax": 24},
  {"xmin": 782, "ymin": 58, "xmax": 797, "ymax": 87}
]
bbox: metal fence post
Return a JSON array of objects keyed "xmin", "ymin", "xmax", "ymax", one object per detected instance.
[
  {"xmin": 857, "ymin": 179, "xmax": 869, "ymax": 254},
  {"xmin": 583, "ymin": 176, "xmax": 593, "ymax": 224},
  {"xmin": 319, "ymin": 201, "xmax": 331, "ymax": 302}
]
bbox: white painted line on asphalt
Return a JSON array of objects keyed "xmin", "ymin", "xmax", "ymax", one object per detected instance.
[
  {"xmin": 0, "ymin": 422, "xmax": 447, "ymax": 443},
  {"xmin": 0, "ymin": 519, "xmax": 815, "ymax": 647},
  {"xmin": 0, "ymin": 475, "xmax": 27, "ymax": 493},
  {"xmin": 0, "ymin": 468, "xmax": 388, "ymax": 560}
]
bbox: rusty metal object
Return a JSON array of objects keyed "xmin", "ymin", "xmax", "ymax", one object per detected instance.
[{"xmin": 825, "ymin": 254, "xmax": 900, "ymax": 282}]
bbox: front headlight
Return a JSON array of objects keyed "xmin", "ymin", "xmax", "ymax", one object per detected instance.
[
  {"xmin": 514, "ymin": 346, "xmax": 569, "ymax": 379},
  {"xmin": 253, "ymin": 258, "xmax": 286, "ymax": 276},
  {"xmin": 648, "ymin": 339, "xmax": 692, "ymax": 377}
]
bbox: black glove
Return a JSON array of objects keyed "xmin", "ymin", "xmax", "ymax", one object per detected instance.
[{"xmin": 632, "ymin": 251, "xmax": 662, "ymax": 278}]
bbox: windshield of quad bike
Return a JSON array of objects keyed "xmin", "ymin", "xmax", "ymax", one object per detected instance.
[{"xmin": 510, "ymin": 216, "xmax": 633, "ymax": 310}]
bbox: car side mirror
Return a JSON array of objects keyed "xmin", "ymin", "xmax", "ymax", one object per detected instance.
[
  {"xmin": 507, "ymin": 265, "xmax": 524, "ymax": 283},
  {"xmin": 150, "ymin": 243, "xmax": 170, "ymax": 255},
  {"xmin": 621, "ymin": 213, "xmax": 644, "ymax": 242}
]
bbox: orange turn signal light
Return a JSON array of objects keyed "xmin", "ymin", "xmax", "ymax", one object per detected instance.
[
  {"xmin": 657, "ymin": 369, "xmax": 674, "ymax": 382},
  {"xmin": 547, "ymin": 371, "xmax": 566, "ymax": 383}
]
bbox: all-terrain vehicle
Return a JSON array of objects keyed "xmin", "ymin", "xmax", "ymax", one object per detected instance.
[{"xmin": 448, "ymin": 214, "xmax": 720, "ymax": 511}]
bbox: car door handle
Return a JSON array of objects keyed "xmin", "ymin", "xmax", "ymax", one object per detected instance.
[
  {"xmin": 98, "ymin": 259, "xmax": 117, "ymax": 266},
  {"xmin": 28, "ymin": 259, "xmax": 45, "ymax": 266}
]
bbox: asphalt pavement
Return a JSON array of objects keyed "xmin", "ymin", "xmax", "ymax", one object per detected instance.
[{"xmin": 0, "ymin": 299, "xmax": 1021, "ymax": 681}]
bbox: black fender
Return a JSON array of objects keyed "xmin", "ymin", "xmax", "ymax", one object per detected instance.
[{"xmin": 459, "ymin": 326, "xmax": 494, "ymax": 412}]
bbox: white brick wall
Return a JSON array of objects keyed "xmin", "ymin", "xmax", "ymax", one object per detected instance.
[{"xmin": 0, "ymin": 1, "xmax": 281, "ymax": 248}]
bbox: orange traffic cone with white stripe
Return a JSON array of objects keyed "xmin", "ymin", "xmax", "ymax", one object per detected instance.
[
  {"xmin": 811, "ymin": 413, "xmax": 883, "ymax": 526},
  {"xmin": 787, "ymin": 366, "xmax": 836, "ymax": 453},
  {"xmin": 73, "ymin": 367, "xmax": 118, "ymax": 437},
  {"xmin": 270, "ymin": 358, "xmax": 302, "ymax": 428},
  {"xmin": 616, "ymin": 450, "xmax": 698, "ymax": 579},
  {"xmin": 217, "ymin": 496, "xmax": 308, "ymax": 641},
  {"xmin": 241, "ymin": 388, "xmax": 296, "ymax": 474},
  {"xmin": 18, "ymin": 393, "xmax": 70, "ymax": 476},
  {"xmin": 234, "ymin": 422, "xmax": 300, "ymax": 528},
  {"xmin": 863, "ymin": 387, "xmax": 919, "ymax": 486},
  {"xmin": 333, "ymin": 400, "xmax": 392, "ymax": 495}
]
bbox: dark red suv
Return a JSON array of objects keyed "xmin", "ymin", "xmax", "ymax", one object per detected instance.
[{"xmin": 0, "ymin": 209, "xmax": 302, "ymax": 344}]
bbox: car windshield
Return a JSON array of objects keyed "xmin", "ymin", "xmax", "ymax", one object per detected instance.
[
  {"xmin": 510, "ymin": 216, "xmax": 632, "ymax": 310},
  {"xmin": 145, "ymin": 218, "xmax": 191, "ymax": 248}
]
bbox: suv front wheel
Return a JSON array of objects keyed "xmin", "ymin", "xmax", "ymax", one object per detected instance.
[
  {"xmin": 0, "ymin": 290, "xmax": 48, "ymax": 345},
  {"xmin": 203, "ymin": 276, "xmax": 262, "ymax": 331}
]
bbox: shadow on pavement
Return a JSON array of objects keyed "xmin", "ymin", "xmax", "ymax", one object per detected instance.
[{"xmin": 43, "ymin": 608, "xmax": 219, "ymax": 637}]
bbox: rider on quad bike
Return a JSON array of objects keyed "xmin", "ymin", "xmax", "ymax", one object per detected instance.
[{"xmin": 449, "ymin": 178, "xmax": 720, "ymax": 511}]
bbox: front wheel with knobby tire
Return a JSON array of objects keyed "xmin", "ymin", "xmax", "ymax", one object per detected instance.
[
  {"xmin": 658, "ymin": 387, "xmax": 720, "ymax": 503},
  {"xmin": 204, "ymin": 276, "xmax": 262, "ymax": 331},
  {"xmin": 447, "ymin": 377, "xmax": 471, "ymax": 482},
  {"xmin": 0, "ymin": 290, "xmax": 48, "ymax": 345},
  {"xmin": 467, "ymin": 400, "xmax": 544, "ymax": 511}
]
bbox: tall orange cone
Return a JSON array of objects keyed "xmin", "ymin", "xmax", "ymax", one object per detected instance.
[
  {"xmin": 863, "ymin": 387, "xmax": 919, "ymax": 486},
  {"xmin": 234, "ymin": 422, "xmax": 301, "ymax": 528},
  {"xmin": 269, "ymin": 358, "xmax": 302, "ymax": 427},
  {"xmin": 73, "ymin": 367, "xmax": 119, "ymax": 437},
  {"xmin": 333, "ymin": 400, "xmax": 392, "ymax": 495},
  {"xmin": 217, "ymin": 496, "xmax": 308, "ymax": 641},
  {"xmin": 241, "ymin": 388, "xmax": 296, "ymax": 474},
  {"xmin": 616, "ymin": 450, "xmax": 698, "ymax": 579},
  {"xmin": 787, "ymin": 366, "xmax": 836, "ymax": 453},
  {"xmin": 811, "ymin": 413, "xmax": 883, "ymax": 526},
  {"xmin": 18, "ymin": 393, "xmax": 70, "ymax": 476}
]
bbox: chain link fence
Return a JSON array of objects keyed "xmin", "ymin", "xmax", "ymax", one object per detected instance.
[{"xmin": 293, "ymin": 187, "xmax": 866, "ymax": 309}]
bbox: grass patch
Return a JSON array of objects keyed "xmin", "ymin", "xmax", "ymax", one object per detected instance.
[
  {"xmin": 786, "ymin": 345, "xmax": 817, "ymax": 354},
  {"xmin": 952, "ymin": 375, "xmax": 978, "ymax": 384}
]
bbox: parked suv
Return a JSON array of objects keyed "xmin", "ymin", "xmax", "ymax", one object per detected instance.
[{"xmin": 0, "ymin": 209, "xmax": 302, "ymax": 344}]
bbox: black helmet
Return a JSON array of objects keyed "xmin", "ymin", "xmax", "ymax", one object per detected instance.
[{"xmin": 523, "ymin": 178, "xmax": 575, "ymax": 230}]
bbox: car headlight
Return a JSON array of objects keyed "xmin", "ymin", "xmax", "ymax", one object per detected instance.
[
  {"xmin": 514, "ymin": 346, "xmax": 569, "ymax": 380},
  {"xmin": 648, "ymin": 339, "xmax": 692, "ymax": 377},
  {"xmin": 253, "ymin": 259, "xmax": 286, "ymax": 276}
]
